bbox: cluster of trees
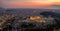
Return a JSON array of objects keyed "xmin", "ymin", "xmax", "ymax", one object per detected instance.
[{"xmin": 40, "ymin": 11, "xmax": 60, "ymax": 31}]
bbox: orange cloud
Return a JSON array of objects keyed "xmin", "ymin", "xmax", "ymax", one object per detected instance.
[{"xmin": 4, "ymin": 1, "xmax": 60, "ymax": 8}]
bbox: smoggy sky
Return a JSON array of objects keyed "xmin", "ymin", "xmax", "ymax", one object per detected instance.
[{"xmin": 0, "ymin": 0, "xmax": 60, "ymax": 9}]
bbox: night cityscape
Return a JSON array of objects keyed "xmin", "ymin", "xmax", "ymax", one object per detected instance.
[
  {"xmin": 0, "ymin": 0, "xmax": 60, "ymax": 31},
  {"xmin": 0, "ymin": 8, "xmax": 60, "ymax": 31}
]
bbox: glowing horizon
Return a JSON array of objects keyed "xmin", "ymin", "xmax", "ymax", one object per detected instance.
[{"xmin": 0, "ymin": 0, "xmax": 60, "ymax": 9}]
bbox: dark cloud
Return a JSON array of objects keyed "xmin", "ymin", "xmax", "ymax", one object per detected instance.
[
  {"xmin": 52, "ymin": 4, "xmax": 60, "ymax": 7},
  {"xmin": 51, "ymin": 4, "xmax": 60, "ymax": 9}
]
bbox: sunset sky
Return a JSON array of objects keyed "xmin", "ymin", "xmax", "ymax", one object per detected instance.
[{"xmin": 0, "ymin": 0, "xmax": 60, "ymax": 9}]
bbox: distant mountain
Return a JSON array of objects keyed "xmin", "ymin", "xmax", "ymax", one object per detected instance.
[
  {"xmin": 40, "ymin": 11, "xmax": 60, "ymax": 18},
  {"xmin": 55, "ymin": 9, "xmax": 60, "ymax": 13}
]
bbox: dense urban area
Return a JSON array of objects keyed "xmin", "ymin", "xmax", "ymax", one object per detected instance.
[{"xmin": 0, "ymin": 8, "xmax": 60, "ymax": 31}]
